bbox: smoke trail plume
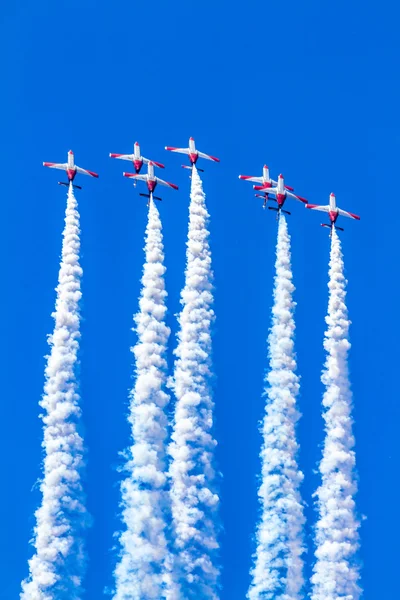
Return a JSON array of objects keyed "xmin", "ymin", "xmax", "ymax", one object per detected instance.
[
  {"xmin": 168, "ymin": 166, "xmax": 220, "ymax": 599},
  {"xmin": 113, "ymin": 198, "xmax": 172, "ymax": 600},
  {"xmin": 21, "ymin": 184, "xmax": 88, "ymax": 600},
  {"xmin": 311, "ymin": 228, "xmax": 360, "ymax": 600},
  {"xmin": 248, "ymin": 215, "xmax": 305, "ymax": 600}
]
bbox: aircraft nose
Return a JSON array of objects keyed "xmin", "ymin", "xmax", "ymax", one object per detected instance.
[{"xmin": 69, "ymin": 150, "xmax": 73, "ymax": 154}]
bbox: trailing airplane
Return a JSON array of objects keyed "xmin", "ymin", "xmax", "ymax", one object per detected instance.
[
  {"xmin": 306, "ymin": 193, "xmax": 360, "ymax": 231},
  {"xmin": 239, "ymin": 164, "xmax": 294, "ymax": 192},
  {"xmin": 110, "ymin": 142, "xmax": 164, "ymax": 185},
  {"xmin": 254, "ymin": 174, "xmax": 307, "ymax": 217},
  {"xmin": 43, "ymin": 150, "xmax": 98, "ymax": 189},
  {"xmin": 123, "ymin": 161, "xmax": 178, "ymax": 202},
  {"xmin": 165, "ymin": 137, "xmax": 220, "ymax": 171}
]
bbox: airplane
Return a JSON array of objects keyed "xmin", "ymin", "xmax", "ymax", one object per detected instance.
[
  {"xmin": 123, "ymin": 161, "xmax": 178, "ymax": 203},
  {"xmin": 239, "ymin": 165, "xmax": 294, "ymax": 192},
  {"xmin": 306, "ymin": 193, "xmax": 360, "ymax": 232},
  {"xmin": 110, "ymin": 142, "xmax": 164, "ymax": 186},
  {"xmin": 43, "ymin": 150, "xmax": 99, "ymax": 189},
  {"xmin": 253, "ymin": 174, "xmax": 307, "ymax": 217},
  {"xmin": 165, "ymin": 137, "xmax": 220, "ymax": 172}
]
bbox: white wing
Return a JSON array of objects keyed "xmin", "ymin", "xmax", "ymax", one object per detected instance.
[
  {"xmin": 110, "ymin": 153, "xmax": 134, "ymax": 161},
  {"xmin": 338, "ymin": 208, "xmax": 360, "ymax": 220},
  {"xmin": 197, "ymin": 150, "xmax": 220, "ymax": 162},
  {"xmin": 156, "ymin": 177, "xmax": 178, "ymax": 190},
  {"xmin": 124, "ymin": 173, "xmax": 147, "ymax": 181},
  {"xmin": 262, "ymin": 186, "xmax": 278, "ymax": 195},
  {"xmin": 239, "ymin": 175, "xmax": 264, "ymax": 183},
  {"xmin": 75, "ymin": 166, "xmax": 99, "ymax": 178},
  {"xmin": 165, "ymin": 146, "xmax": 190, "ymax": 155},
  {"xmin": 286, "ymin": 190, "xmax": 307, "ymax": 203},
  {"xmin": 306, "ymin": 204, "xmax": 330, "ymax": 213},
  {"xmin": 43, "ymin": 162, "xmax": 67, "ymax": 171}
]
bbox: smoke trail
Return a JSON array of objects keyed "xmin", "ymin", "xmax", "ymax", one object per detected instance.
[
  {"xmin": 311, "ymin": 228, "xmax": 360, "ymax": 600},
  {"xmin": 248, "ymin": 215, "xmax": 305, "ymax": 600},
  {"xmin": 113, "ymin": 198, "xmax": 172, "ymax": 600},
  {"xmin": 21, "ymin": 184, "xmax": 88, "ymax": 600},
  {"xmin": 168, "ymin": 166, "xmax": 220, "ymax": 599}
]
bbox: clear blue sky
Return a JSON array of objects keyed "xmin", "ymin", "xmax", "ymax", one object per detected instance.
[{"xmin": 1, "ymin": 1, "xmax": 398, "ymax": 598}]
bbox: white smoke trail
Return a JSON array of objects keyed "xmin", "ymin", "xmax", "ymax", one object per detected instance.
[
  {"xmin": 311, "ymin": 228, "xmax": 360, "ymax": 600},
  {"xmin": 21, "ymin": 184, "xmax": 88, "ymax": 600},
  {"xmin": 248, "ymin": 215, "xmax": 305, "ymax": 600},
  {"xmin": 113, "ymin": 198, "xmax": 172, "ymax": 600},
  {"xmin": 168, "ymin": 166, "xmax": 220, "ymax": 599}
]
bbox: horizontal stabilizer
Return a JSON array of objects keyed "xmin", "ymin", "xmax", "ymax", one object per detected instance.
[
  {"xmin": 58, "ymin": 181, "xmax": 82, "ymax": 190},
  {"xmin": 140, "ymin": 193, "xmax": 163, "ymax": 202}
]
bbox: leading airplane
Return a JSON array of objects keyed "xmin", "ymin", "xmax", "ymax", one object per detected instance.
[
  {"xmin": 254, "ymin": 174, "xmax": 307, "ymax": 217},
  {"xmin": 43, "ymin": 150, "xmax": 99, "ymax": 189},
  {"xmin": 239, "ymin": 165, "xmax": 294, "ymax": 192},
  {"xmin": 110, "ymin": 141, "xmax": 165, "ymax": 184},
  {"xmin": 306, "ymin": 193, "xmax": 360, "ymax": 231},
  {"xmin": 123, "ymin": 161, "xmax": 178, "ymax": 202},
  {"xmin": 165, "ymin": 137, "xmax": 220, "ymax": 171}
]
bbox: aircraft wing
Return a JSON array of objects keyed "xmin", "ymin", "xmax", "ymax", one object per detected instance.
[
  {"xmin": 239, "ymin": 175, "xmax": 263, "ymax": 183},
  {"xmin": 43, "ymin": 162, "xmax": 68, "ymax": 171},
  {"xmin": 156, "ymin": 177, "xmax": 179, "ymax": 190},
  {"xmin": 306, "ymin": 204, "xmax": 330, "ymax": 213},
  {"xmin": 254, "ymin": 185, "xmax": 278, "ymax": 194},
  {"xmin": 197, "ymin": 150, "xmax": 220, "ymax": 162},
  {"xmin": 338, "ymin": 208, "xmax": 360, "ymax": 220},
  {"xmin": 142, "ymin": 157, "xmax": 165, "ymax": 168},
  {"xmin": 110, "ymin": 153, "xmax": 134, "ymax": 161},
  {"xmin": 165, "ymin": 146, "xmax": 190, "ymax": 155},
  {"xmin": 76, "ymin": 166, "xmax": 99, "ymax": 178},
  {"xmin": 123, "ymin": 173, "xmax": 147, "ymax": 181},
  {"xmin": 287, "ymin": 191, "xmax": 307, "ymax": 203}
]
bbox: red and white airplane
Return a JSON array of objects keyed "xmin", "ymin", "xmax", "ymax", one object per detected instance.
[
  {"xmin": 110, "ymin": 142, "xmax": 164, "ymax": 184},
  {"xmin": 123, "ymin": 161, "xmax": 178, "ymax": 202},
  {"xmin": 254, "ymin": 174, "xmax": 307, "ymax": 216},
  {"xmin": 165, "ymin": 137, "xmax": 220, "ymax": 171},
  {"xmin": 306, "ymin": 193, "xmax": 360, "ymax": 232},
  {"xmin": 239, "ymin": 165, "xmax": 294, "ymax": 192},
  {"xmin": 43, "ymin": 150, "xmax": 98, "ymax": 189}
]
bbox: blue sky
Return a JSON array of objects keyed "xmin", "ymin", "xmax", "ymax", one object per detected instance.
[{"xmin": 1, "ymin": 0, "xmax": 399, "ymax": 598}]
